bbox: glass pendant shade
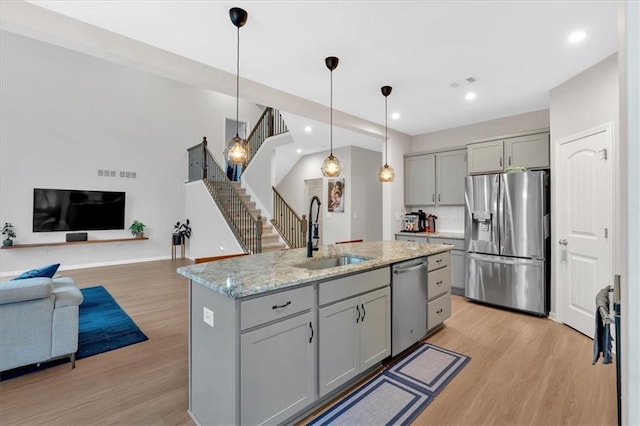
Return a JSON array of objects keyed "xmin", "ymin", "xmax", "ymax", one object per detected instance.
[
  {"xmin": 321, "ymin": 154, "xmax": 342, "ymax": 177},
  {"xmin": 227, "ymin": 136, "xmax": 247, "ymax": 164},
  {"xmin": 378, "ymin": 163, "xmax": 395, "ymax": 182}
]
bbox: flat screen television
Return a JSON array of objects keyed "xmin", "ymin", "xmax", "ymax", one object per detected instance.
[{"xmin": 33, "ymin": 188, "xmax": 126, "ymax": 232}]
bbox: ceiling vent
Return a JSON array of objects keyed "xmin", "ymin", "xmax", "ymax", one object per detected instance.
[{"xmin": 449, "ymin": 76, "xmax": 477, "ymax": 88}]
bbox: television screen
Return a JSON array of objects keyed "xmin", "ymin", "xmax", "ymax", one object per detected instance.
[{"xmin": 33, "ymin": 188, "xmax": 126, "ymax": 232}]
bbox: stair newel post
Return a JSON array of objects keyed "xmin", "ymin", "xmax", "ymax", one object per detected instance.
[
  {"xmin": 301, "ymin": 215, "xmax": 308, "ymax": 249},
  {"xmin": 201, "ymin": 136, "xmax": 208, "ymax": 180},
  {"xmin": 256, "ymin": 215, "xmax": 263, "ymax": 254}
]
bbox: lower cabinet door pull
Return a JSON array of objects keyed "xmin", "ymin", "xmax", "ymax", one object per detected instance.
[
  {"xmin": 272, "ymin": 301, "xmax": 291, "ymax": 310},
  {"xmin": 361, "ymin": 303, "xmax": 366, "ymax": 322},
  {"xmin": 356, "ymin": 305, "xmax": 360, "ymax": 323},
  {"xmin": 309, "ymin": 321, "xmax": 314, "ymax": 343}
]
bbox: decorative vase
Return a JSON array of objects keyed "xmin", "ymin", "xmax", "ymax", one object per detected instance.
[
  {"xmin": 172, "ymin": 234, "xmax": 183, "ymax": 245},
  {"xmin": 2, "ymin": 239, "xmax": 13, "ymax": 246}
]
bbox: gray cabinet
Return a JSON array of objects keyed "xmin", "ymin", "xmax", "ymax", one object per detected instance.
[
  {"xmin": 318, "ymin": 269, "xmax": 390, "ymax": 397},
  {"xmin": 405, "ymin": 150, "xmax": 466, "ymax": 207},
  {"xmin": 427, "ymin": 251, "xmax": 452, "ymax": 332},
  {"xmin": 241, "ymin": 312, "xmax": 316, "ymax": 425},
  {"xmin": 437, "ymin": 150, "xmax": 468, "ymax": 205},
  {"xmin": 428, "ymin": 237, "xmax": 465, "ymax": 295},
  {"xmin": 395, "ymin": 233, "xmax": 429, "ymax": 243},
  {"xmin": 467, "ymin": 131, "xmax": 550, "ymax": 175},
  {"xmin": 404, "ymin": 154, "xmax": 435, "ymax": 206}
]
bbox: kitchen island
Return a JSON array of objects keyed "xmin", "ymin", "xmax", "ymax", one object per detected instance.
[{"xmin": 177, "ymin": 240, "xmax": 452, "ymax": 426}]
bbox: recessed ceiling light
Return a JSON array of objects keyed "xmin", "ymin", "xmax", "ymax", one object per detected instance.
[
  {"xmin": 465, "ymin": 92, "xmax": 477, "ymax": 101},
  {"xmin": 391, "ymin": 112, "xmax": 400, "ymax": 120},
  {"xmin": 304, "ymin": 126, "xmax": 312, "ymax": 133},
  {"xmin": 568, "ymin": 31, "xmax": 586, "ymax": 44},
  {"xmin": 296, "ymin": 148, "xmax": 302, "ymax": 154}
]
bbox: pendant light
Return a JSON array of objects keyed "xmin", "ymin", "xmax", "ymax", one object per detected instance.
[
  {"xmin": 378, "ymin": 85, "xmax": 395, "ymax": 182},
  {"xmin": 321, "ymin": 56, "xmax": 342, "ymax": 177},
  {"xmin": 227, "ymin": 7, "xmax": 249, "ymax": 165}
]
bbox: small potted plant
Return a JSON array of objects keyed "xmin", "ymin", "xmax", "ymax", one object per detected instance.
[
  {"xmin": 129, "ymin": 220, "xmax": 146, "ymax": 238},
  {"xmin": 173, "ymin": 219, "xmax": 192, "ymax": 245},
  {"xmin": 2, "ymin": 222, "xmax": 16, "ymax": 246}
]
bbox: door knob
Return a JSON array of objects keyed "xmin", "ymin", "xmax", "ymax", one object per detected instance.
[{"xmin": 558, "ymin": 238, "xmax": 568, "ymax": 246}]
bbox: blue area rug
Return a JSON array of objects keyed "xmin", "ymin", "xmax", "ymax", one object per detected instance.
[
  {"xmin": 308, "ymin": 343, "xmax": 470, "ymax": 425},
  {"xmin": 1, "ymin": 286, "xmax": 148, "ymax": 380}
]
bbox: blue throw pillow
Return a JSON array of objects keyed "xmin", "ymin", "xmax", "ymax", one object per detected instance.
[{"xmin": 11, "ymin": 263, "xmax": 60, "ymax": 280}]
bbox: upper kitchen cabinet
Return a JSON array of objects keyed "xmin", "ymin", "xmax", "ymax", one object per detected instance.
[
  {"xmin": 405, "ymin": 154, "xmax": 436, "ymax": 206},
  {"xmin": 467, "ymin": 131, "xmax": 550, "ymax": 175},
  {"xmin": 405, "ymin": 149, "xmax": 466, "ymax": 207}
]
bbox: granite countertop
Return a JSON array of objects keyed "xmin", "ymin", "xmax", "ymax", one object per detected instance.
[
  {"xmin": 177, "ymin": 240, "xmax": 452, "ymax": 299},
  {"xmin": 395, "ymin": 231, "xmax": 465, "ymax": 240}
]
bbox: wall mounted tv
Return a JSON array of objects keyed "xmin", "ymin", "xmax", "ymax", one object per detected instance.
[{"xmin": 33, "ymin": 188, "xmax": 126, "ymax": 232}]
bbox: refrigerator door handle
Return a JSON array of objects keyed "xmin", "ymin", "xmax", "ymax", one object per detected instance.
[{"xmin": 467, "ymin": 252, "xmax": 542, "ymax": 266}]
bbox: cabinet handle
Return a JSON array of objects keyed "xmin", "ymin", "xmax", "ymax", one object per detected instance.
[
  {"xmin": 508, "ymin": 156, "xmax": 512, "ymax": 166},
  {"xmin": 436, "ymin": 259, "xmax": 443, "ymax": 264},
  {"xmin": 437, "ymin": 308, "xmax": 443, "ymax": 315},
  {"xmin": 432, "ymin": 194, "xmax": 435, "ymax": 202},
  {"xmin": 361, "ymin": 303, "xmax": 366, "ymax": 322},
  {"xmin": 272, "ymin": 301, "xmax": 291, "ymax": 310},
  {"xmin": 309, "ymin": 321, "xmax": 314, "ymax": 343},
  {"xmin": 500, "ymin": 157, "xmax": 502, "ymax": 167},
  {"xmin": 356, "ymin": 305, "xmax": 361, "ymax": 323},
  {"xmin": 438, "ymin": 194, "xmax": 441, "ymax": 202},
  {"xmin": 436, "ymin": 280, "xmax": 443, "ymax": 286}
]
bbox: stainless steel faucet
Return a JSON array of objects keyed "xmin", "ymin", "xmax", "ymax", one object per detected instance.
[{"xmin": 307, "ymin": 195, "xmax": 321, "ymax": 257}]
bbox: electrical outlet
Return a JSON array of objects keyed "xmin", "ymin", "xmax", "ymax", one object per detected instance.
[{"xmin": 203, "ymin": 307, "xmax": 214, "ymax": 327}]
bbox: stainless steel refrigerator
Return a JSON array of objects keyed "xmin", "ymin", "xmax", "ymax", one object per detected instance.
[{"xmin": 464, "ymin": 171, "xmax": 550, "ymax": 315}]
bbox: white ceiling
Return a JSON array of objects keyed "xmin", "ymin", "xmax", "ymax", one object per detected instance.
[{"xmin": 27, "ymin": 0, "xmax": 618, "ymax": 137}]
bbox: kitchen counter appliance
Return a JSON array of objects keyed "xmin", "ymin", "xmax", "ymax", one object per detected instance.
[
  {"xmin": 402, "ymin": 210, "xmax": 426, "ymax": 232},
  {"xmin": 464, "ymin": 171, "xmax": 550, "ymax": 315},
  {"xmin": 391, "ymin": 257, "xmax": 428, "ymax": 356}
]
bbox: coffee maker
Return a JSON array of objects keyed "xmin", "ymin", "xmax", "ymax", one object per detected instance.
[{"xmin": 403, "ymin": 210, "xmax": 427, "ymax": 232}]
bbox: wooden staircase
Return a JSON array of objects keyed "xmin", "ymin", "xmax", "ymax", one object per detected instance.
[{"xmin": 221, "ymin": 182, "xmax": 286, "ymax": 252}]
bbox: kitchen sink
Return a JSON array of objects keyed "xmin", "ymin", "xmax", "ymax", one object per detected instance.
[{"xmin": 294, "ymin": 255, "xmax": 371, "ymax": 270}]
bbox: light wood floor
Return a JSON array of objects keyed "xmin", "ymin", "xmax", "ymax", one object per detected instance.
[{"xmin": 0, "ymin": 259, "xmax": 617, "ymax": 425}]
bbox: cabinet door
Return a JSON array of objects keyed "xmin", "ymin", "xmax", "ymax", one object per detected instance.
[
  {"xmin": 504, "ymin": 132, "xmax": 550, "ymax": 169},
  {"xmin": 241, "ymin": 312, "xmax": 316, "ymax": 425},
  {"xmin": 359, "ymin": 287, "xmax": 391, "ymax": 370},
  {"xmin": 450, "ymin": 249, "xmax": 465, "ymax": 295},
  {"xmin": 395, "ymin": 234, "xmax": 429, "ymax": 243},
  {"xmin": 318, "ymin": 298, "xmax": 359, "ymax": 397},
  {"xmin": 467, "ymin": 140, "xmax": 503, "ymax": 174},
  {"xmin": 405, "ymin": 154, "xmax": 435, "ymax": 206},
  {"xmin": 437, "ymin": 150, "xmax": 467, "ymax": 205}
]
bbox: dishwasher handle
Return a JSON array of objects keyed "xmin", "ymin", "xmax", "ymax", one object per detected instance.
[{"xmin": 393, "ymin": 261, "xmax": 427, "ymax": 274}]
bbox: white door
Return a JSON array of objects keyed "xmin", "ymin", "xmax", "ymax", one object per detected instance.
[
  {"xmin": 557, "ymin": 124, "xmax": 612, "ymax": 337},
  {"xmin": 305, "ymin": 178, "xmax": 323, "ymax": 245}
]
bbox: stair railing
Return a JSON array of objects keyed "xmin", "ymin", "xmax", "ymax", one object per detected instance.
[
  {"xmin": 188, "ymin": 137, "xmax": 262, "ymax": 254},
  {"xmin": 271, "ymin": 186, "xmax": 307, "ymax": 248},
  {"xmin": 245, "ymin": 107, "xmax": 288, "ymax": 168}
]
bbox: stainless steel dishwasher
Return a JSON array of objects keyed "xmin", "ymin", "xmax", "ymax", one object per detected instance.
[{"xmin": 391, "ymin": 257, "xmax": 428, "ymax": 356}]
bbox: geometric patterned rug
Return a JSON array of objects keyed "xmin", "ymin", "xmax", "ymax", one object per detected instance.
[{"xmin": 307, "ymin": 343, "xmax": 470, "ymax": 425}]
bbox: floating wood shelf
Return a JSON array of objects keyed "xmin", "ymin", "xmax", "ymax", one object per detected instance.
[{"xmin": 0, "ymin": 237, "xmax": 149, "ymax": 249}]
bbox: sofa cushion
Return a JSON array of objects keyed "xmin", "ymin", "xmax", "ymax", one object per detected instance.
[
  {"xmin": 11, "ymin": 263, "xmax": 60, "ymax": 281},
  {"xmin": 0, "ymin": 277, "xmax": 53, "ymax": 305}
]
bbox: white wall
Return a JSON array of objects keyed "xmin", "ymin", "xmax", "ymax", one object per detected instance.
[
  {"xmin": 276, "ymin": 146, "xmax": 382, "ymax": 244},
  {"xmin": 549, "ymin": 54, "xmax": 619, "ymax": 317},
  {"xmin": 411, "ymin": 109, "xmax": 550, "ymax": 152},
  {"xmin": 184, "ymin": 181, "xmax": 242, "ymax": 259},
  {"xmin": 0, "ymin": 31, "xmax": 258, "ymax": 275}
]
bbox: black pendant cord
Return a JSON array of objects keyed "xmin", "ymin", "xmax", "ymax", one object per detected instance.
[
  {"xmin": 384, "ymin": 95, "xmax": 388, "ymax": 165},
  {"xmin": 235, "ymin": 24, "xmax": 240, "ymax": 139},
  {"xmin": 330, "ymin": 69, "xmax": 333, "ymax": 156}
]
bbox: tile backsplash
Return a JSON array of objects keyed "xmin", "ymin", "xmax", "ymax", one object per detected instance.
[{"xmin": 404, "ymin": 205, "xmax": 464, "ymax": 233}]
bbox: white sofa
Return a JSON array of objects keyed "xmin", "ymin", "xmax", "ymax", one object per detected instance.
[{"xmin": 0, "ymin": 276, "xmax": 83, "ymax": 372}]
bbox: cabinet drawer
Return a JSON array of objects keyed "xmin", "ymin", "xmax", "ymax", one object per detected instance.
[
  {"xmin": 396, "ymin": 234, "xmax": 428, "ymax": 243},
  {"xmin": 427, "ymin": 294, "xmax": 451, "ymax": 330},
  {"xmin": 241, "ymin": 285, "xmax": 314, "ymax": 330},
  {"xmin": 428, "ymin": 237, "xmax": 464, "ymax": 250},
  {"xmin": 428, "ymin": 251, "xmax": 450, "ymax": 271},
  {"xmin": 319, "ymin": 267, "xmax": 390, "ymax": 306},
  {"xmin": 428, "ymin": 266, "xmax": 450, "ymax": 300}
]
